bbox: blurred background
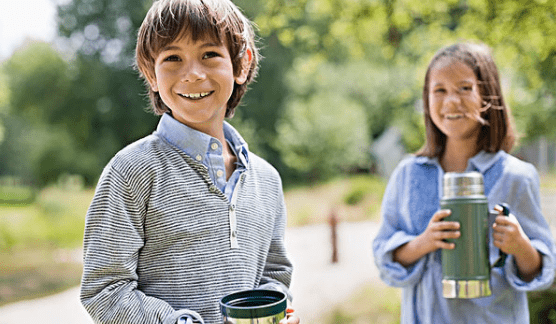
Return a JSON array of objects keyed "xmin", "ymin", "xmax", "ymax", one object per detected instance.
[{"xmin": 1, "ymin": 0, "xmax": 556, "ymax": 323}]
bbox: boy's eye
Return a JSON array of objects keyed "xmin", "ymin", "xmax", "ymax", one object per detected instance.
[
  {"xmin": 433, "ymin": 88, "xmax": 446, "ymax": 94},
  {"xmin": 203, "ymin": 51, "xmax": 220, "ymax": 59}
]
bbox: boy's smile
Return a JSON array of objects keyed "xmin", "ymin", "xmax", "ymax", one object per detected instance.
[
  {"xmin": 148, "ymin": 33, "xmax": 249, "ymax": 135},
  {"xmin": 179, "ymin": 91, "xmax": 213, "ymax": 100}
]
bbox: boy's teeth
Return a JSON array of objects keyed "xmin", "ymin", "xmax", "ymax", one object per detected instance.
[
  {"xmin": 182, "ymin": 92, "xmax": 211, "ymax": 99},
  {"xmin": 446, "ymin": 114, "xmax": 463, "ymax": 119}
]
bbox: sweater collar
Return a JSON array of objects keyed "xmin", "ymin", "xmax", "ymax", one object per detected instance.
[{"xmin": 156, "ymin": 113, "xmax": 250, "ymax": 167}]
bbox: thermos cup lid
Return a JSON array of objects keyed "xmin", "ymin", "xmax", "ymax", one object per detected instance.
[
  {"xmin": 220, "ymin": 289, "xmax": 287, "ymax": 319},
  {"xmin": 443, "ymin": 171, "xmax": 485, "ymax": 198}
]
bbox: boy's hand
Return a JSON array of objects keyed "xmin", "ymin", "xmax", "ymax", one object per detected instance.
[
  {"xmin": 279, "ymin": 308, "xmax": 300, "ymax": 324},
  {"xmin": 492, "ymin": 212, "xmax": 528, "ymax": 255}
]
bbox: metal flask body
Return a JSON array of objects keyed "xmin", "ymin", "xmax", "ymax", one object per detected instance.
[
  {"xmin": 220, "ymin": 289, "xmax": 287, "ymax": 324},
  {"xmin": 441, "ymin": 171, "xmax": 491, "ymax": 298}
]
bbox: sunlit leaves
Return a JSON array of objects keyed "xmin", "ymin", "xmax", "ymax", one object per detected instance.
[{"xmin": 276, "ymin": 92, "xmax": 370, "ymax": 178}]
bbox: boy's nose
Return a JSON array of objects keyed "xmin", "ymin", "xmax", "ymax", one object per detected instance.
[{"xmin": 181, "ymin": 62, "xmax": 205, "ymax": 83}]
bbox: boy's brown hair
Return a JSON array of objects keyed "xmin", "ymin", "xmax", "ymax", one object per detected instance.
[
  {"xmin": 135, "ymin": 0, "xmax": 260, "ymax": 117},
  {"xmin": 417, "ymin": 42, "xmax": 516, "ymax": 158}
]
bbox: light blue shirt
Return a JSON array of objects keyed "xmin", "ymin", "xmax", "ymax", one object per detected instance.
[
  {"xmin": 156, "ymin": 113, "xmax": 249, "ymax": 201},
  {"xmin": 373, "ymin": 150, "xmax": 555, "ymax": 323}
]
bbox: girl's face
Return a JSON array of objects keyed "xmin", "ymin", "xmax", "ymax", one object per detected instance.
[{"xmin": 428, "ymin": 58, "xmax": 483, "ymax": 145}]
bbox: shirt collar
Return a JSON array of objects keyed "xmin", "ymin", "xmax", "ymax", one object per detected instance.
[
  {"xmin": 466, "ymin": 150, "xmax": 504, "ymax": 173},
  {"xmin": 156, "ymin": 113, "xmax": 250, "ymax": 167},
  {"xmin": 414, "ymin": 150, "xmax": 504, "ymax": 173},
  {"xmin": 223, "ymin": 121, "xmax": 250, "ymax": 167}
]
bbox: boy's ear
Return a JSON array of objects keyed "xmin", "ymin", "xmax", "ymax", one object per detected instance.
[
  {"xmin": 145, "ymin": 70, "xmax": 159, "ymax": 92},
  {"xmin": 234, "ymin": 47, "xmax": 252, "ymax": 85}
]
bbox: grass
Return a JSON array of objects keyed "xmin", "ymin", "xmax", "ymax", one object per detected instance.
[
  {"xmin": 0, "ymin": 186, "xmax": 93, "ymax": 306},
  {"xmin": 0, "ymin": 186, "xmax": 92, "ymax": 250},
  {"xmin": 317, "ymin": 282, "xmax": 401, "ymax": 324},
  {"xmin": 541, "ymin": 171, "xmax": 556, "ymax": 190},
  {"xmin": 0, "ymin": 249, "xmax": 83, "ymax": 306},
  {"xmin": 284, "ymin": 174, "xmax": 386, "ymax": 227}
]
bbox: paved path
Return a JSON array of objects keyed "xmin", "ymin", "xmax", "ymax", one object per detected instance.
[{"xmin": 0, "ymin": 221, "xmax": 382, "ymax": 324}]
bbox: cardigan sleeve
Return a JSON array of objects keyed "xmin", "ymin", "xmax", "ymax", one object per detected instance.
[
  {"xmin": 372, "ymin": 161, "xmax": 428, "ymax": 287},
  {"xmin": 257, "ymin": 178, "xmax": 294, "ymax": 300},
  {"xmin": 498, "ymin": 163, "xmax": 555, "ymax": 291},
  {"xmin": 80, "ymin": 163, "xmax": 197, "ymax": 324}
]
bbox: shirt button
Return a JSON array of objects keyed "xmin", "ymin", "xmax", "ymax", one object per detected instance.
[
  {"xmin": 211, "ymin": 143, "xmax": 219, "ymax": 150},
  {"xmin": 195, "ymin": 155, "xmax": 202, "ymax": 161},
  {"xmin": 217, "ymin": 170, "xmax": 224, "ymax": 178}
]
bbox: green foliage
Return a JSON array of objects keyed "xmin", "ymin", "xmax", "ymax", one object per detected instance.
[
  {"xmin": 2, "ymin": 0, "xmax": 556, "ymax": 186},
  {"xmin": 3, "ymin": 42, "xmax": 71, "ymax": 124},
  {"xmin": 343, "ymin": 175, "xmax": 385, "ymax": 206},
  {"xmin": 276, "ymin": 91, "xmax": 370, "ymax": 179}
]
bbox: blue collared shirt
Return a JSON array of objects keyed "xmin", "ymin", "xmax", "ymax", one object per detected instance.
[
  {"xmin": 155, "ymin": 113, "xmax": 249, "ymax": 201},
  {"xmin": 373, "ymin": 150, "xmax": 555, "ymax": 323}
]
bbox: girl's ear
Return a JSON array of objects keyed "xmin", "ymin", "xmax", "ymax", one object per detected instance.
[{"xmin": 234, "ymin": 47, "xmax": 252, "ymax": 85}]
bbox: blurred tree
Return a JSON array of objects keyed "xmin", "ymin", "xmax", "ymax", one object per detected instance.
[
  {"xmin": 54, "ymin": 0, "xmax": 159, "ymax": 184},
  {"xmin": 2, "ymin": 0, "xmax": 546, "ymax": 186},
  {"xmin": 276, "ymin": 91, "xmax": 370, "ymax": 180},
  {"xmin": 1, "ymin": 42, "xmax": 96, "ymax": 185}
]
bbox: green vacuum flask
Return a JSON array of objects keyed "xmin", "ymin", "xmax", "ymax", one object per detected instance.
[{"xmin": 441, "ymin": 171, "xmax": 491, "ymax": 298}]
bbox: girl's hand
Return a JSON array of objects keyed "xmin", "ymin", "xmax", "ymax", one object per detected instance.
[
  {"xmin": 279, "ymin": 308, "xmax": 299, "ymax": 324},
  {"xmin": 393, "ymin": 209, "xmax": 460, "ymax": 267},
  {"xmin": 492, "ymin": 212, "xmax": 542, "ymax": 281},
  {"xmin": 492, "ymin": 213, "xmax": 528, "ymax": 255},
  {"xmin": 419, "ymin": 209, "xmax": 461, "ymax": 252}
]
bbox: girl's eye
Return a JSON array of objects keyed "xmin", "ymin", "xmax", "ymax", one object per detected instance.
[
  {"xmin": 164, "ymin": 55, "xmax": 180, "ymax": 62},
  {"xmin": 203, "ymin": 51, "xmax": 220, "ymax": 59},
  {"xmin": 460, "ymin": 85, "xmax": 473, "ymax": 92}
]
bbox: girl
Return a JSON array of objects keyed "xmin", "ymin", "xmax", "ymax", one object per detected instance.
[{"xmin": 373, "ymin": 42, "xmax": 555, "ymax": 323}]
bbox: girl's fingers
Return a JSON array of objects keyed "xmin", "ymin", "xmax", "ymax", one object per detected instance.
[
  {"xmin": 437, "ymin": 240, "xmax": 456, "ymax": 250},
  {"xmin": 435, "ymin": 221, "xmax": 460, "ymax": 230},
  {"xmin": 432, "ymin": 209, "xmax": 452, "ymax": 221}
]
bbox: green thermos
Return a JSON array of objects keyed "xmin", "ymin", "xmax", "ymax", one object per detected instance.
[{"xmin": 441, "ymin": 172, "xmax": 508, "ymax": 299}]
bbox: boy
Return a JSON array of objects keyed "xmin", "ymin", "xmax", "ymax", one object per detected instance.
[{"xmin": 80, "ymin": 0, "xmax": 299, "ymax": 323}]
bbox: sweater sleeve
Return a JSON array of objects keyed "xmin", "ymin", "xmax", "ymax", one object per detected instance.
[
  {"xmin": 80, "ymin": 163, "xmax": 198, "ymax": 324},
  {"xmin": 257, "ymin": 177, "xmax": 294, "ymax": 301},
  {"xmin": 499, "ymin": 164, "xmax": 555, "ymax": 291},
  {"xmin": 372, "ymin": 161, "xmax": 428, "ymax": 288}
]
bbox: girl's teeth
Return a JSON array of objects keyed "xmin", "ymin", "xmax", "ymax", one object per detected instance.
[{"xmin": 446, "ymin": 114, "xmax": 463, "ymax": 119}]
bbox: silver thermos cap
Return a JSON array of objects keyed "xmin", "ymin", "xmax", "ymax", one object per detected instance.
[{"xmin": 443, "ymin": 171, "xmax": 485, "ymax": 198}]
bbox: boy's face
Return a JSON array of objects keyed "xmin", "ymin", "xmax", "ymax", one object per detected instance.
[{"xmin": 147, "ymin": 33, "xmax": 250, "ymax": 133}]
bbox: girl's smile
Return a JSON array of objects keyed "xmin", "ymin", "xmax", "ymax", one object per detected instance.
[{"xmin": 428, "ymin": 58, "xmax": 483, "ymax": 143}]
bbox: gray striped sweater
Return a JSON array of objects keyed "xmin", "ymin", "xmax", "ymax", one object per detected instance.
[{"xmin": 80, "ymin": 131, "xmax": 293, "ymax": 324}]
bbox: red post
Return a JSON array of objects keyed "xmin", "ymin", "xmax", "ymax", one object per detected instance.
[{"xmin": 329, "ymin": 209, "xmax": 338, "ymax": 264}]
